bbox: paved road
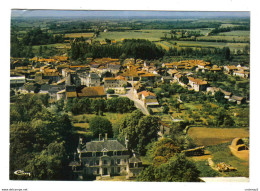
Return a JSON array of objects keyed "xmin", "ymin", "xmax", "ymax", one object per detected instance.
[{"xmin": 120, "ymin": 88, "xmax": 150, "ymax": 115}]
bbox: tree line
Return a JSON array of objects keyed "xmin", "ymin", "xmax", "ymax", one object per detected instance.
[
  {"xmin": 64, "ymin": 97, "xmax": 136, "ymax": 115},
  {"xmin": 209, "ymin": 25, "xmax": 250, "ymax": 36},
  {"xmin": 165, "ymin": 46, "xmax": 232, "ymax": 60},
  {"xmin": 70, "ymin": 38, "xmax": 165, "ymax": 60}
]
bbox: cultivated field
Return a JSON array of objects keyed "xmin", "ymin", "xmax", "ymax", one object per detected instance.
[
  {"xmin": 64, "ymin": 33, "xmax": 94, "ymax": 38},
  {"xmin": 188, "ymin": 127, "xmax": 249, "ymax": 146},
  {"xmin": 164, "ymin": 40, "xmax": 249, "ymax": 51}
]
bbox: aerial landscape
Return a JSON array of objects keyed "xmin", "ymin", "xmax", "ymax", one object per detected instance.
[{"xmin": 10, "ymin": 10, "xmax": 250, "ymax": 182}]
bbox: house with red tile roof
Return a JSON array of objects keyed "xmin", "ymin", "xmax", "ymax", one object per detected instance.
[
  {"xmin": 188, "ymin": 77, "xmax": 208, "ymax": 91},
  {"xmin": 224, "ymin": 65, "xmax": 237, "ymax": 73}
]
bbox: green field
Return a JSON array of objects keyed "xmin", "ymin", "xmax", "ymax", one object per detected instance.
[
  {"xmin": 220, "ymin": 23, "xmax": 241, "ymax": 28},
  {"xmin": 96, "ymin": 29, "xmax": 170, "ymax": 42},
  {"xmin": 218, "ymin": 30, "xmax": 250, "ymax": 36},
  {"xmin": 32, "ymin": 43, "xmax": 71, "ymax": 49},
  {"xmin": 197, "ymin": 35, "xmax": 249, "ymax": 42},
  {"xmin": 159, "ymin": 40, "xmax": 249, "ymax": 51}
]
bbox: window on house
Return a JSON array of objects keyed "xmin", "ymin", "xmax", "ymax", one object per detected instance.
[
  {"xmin": 117, "ymin": 159, "xmax": 121, "ymax": 164},
  {"xmin": 96, "ymin": 160, "xmax": 99, "ymax": 165},
  {"xmin": 103, "ymin": 151, "xmax": 107, "ymax": 156},
  {"xmin": 103, "ymin": 160, "xmax": 107, "ymax": 165},
  {"xmin": 92, "ymin": 152, "xmax": 96, "ymax": 157},
  {"xmin": 111, "ymin": 159, "xmax": 114, "ymax": 165}
]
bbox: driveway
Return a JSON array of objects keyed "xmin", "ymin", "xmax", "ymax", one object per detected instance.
[{"xmin": 120, "ymin": 88, "xmax": 150, "ymax": 115}]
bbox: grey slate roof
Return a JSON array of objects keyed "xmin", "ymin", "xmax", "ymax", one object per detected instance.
[
  {"xmin": 40, "ymin": 84, "xmax": 50, "ymax": 91},
  {"xmin": 108, "ymin": 64, "xmax": 121, "ymax": 70},
  {"xmin": 129, "ymin": 155, "xmax": 142, "ymax": 163},
  {"xmin": 90, "ymin": 73, "xmax": 100, "ymax": 79},
  {"xmin": 81, "ymin": 140, "xmax": 127, "ymax": 152},
  {"xmin": 65, "ymin": 85, "xmax": 76, "ymax": 92},
  {"xmin": 49, "ymin": 85, "xmax": 65, "ymax": 94},
  {"xmin": 162, "ymin": 76, "xmax": 173, "ymax": 80}
]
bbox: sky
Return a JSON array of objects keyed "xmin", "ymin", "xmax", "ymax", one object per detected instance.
[{"xmin": 11, "ymin": 10, "xmax": 250, "ymax": 18}]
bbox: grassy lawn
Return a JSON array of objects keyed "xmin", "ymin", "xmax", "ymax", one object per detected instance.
[
  {"xmin": 72, "ymin": 112, "xmax": 130, "ymax": 126},
  {"xmin": 73, "ymin": 122, "xmax": 89, "ymax": 129},
  {"xmin": 195, "ymin": 160, "xmax": 221, "ymax": 177},
  {"xmin": 207, "ymin": 142, "xmax": 249, "ymax": 177},
  {"xmin": 188, "ymin": 127, "xmax": 249, "ymax": 146}
]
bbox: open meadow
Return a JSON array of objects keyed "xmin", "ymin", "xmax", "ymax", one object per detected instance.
[{"xmin": 96, "ymin": 29, "xmax": 170, "ymax": 42}]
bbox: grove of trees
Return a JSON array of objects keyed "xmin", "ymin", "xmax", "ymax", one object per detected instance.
[
  {"xmin": 10, "ymin": 94, "xmax": 76, "ymax": 180},
  {"xmin": 64, "ymin": 97, "xmax": 136, "ymax": 115}
]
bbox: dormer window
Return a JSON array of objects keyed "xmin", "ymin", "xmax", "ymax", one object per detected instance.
[
  {"xmin": 101, "ymin": 148, "xmax": 108, "ymax": 156},
  {"xmin": 92, "ymin": 152, "xmax": 96, "ymax": 157}
]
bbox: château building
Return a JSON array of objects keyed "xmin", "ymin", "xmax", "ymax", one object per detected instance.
[{"xmin": 70, "ymin": 134, "xmax": 143, "ymax": 180}]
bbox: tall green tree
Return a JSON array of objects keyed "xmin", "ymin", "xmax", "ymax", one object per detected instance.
[
  {"xmin": 137, "ymin": 153, "xmax": 200, "ymax": 182},
  {"xmin": 89, "ymin": 116, "xmax": 113, "ymax": 138}
]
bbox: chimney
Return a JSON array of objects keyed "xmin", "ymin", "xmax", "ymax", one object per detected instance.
[
  {"xmin": 79, "ymin": 137, "xmax": 83, "ymax": 145},
  {"xmin": 125, "ymin": 136, "xmax": 129, "ymax": 149},
  {"xmin": 78, "ymin": 137, "xmax": 83, "ymax": 150},
  {"xmin": 99, "ymin": 134, "xmax": 101, "ymax": 141},
  {"xmin": 105, "ymin": 133, "xmax": 108, "ymax": 141}
]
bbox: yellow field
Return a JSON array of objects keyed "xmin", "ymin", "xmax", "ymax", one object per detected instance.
[
  {"xmin": 188, "ymin": 127, "xmax": 249, "ymax": 146},
  {"xmin": 64, "ymin": 33, "xmax": 94, "ymax": 38}
]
